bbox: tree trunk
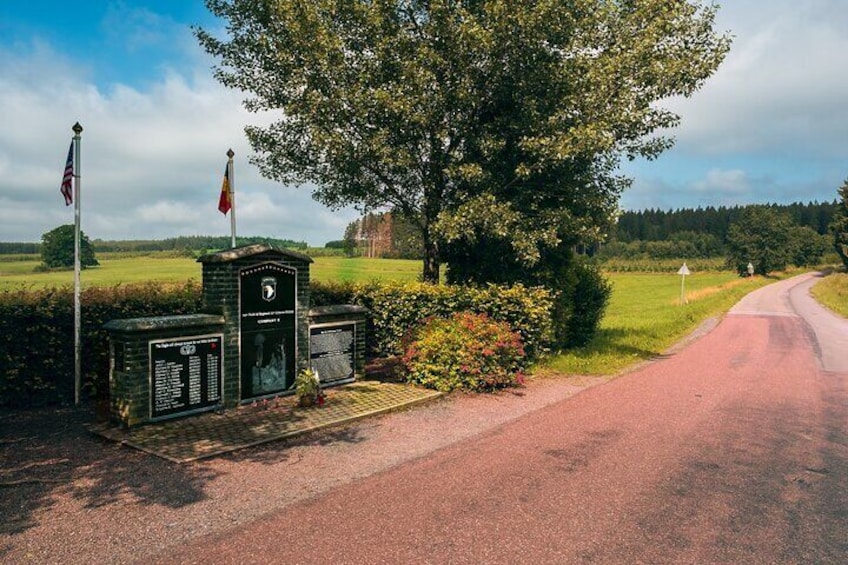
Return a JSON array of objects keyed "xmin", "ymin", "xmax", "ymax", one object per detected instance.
[
  {"xmin": 422, "ymin": 236, "xmax": 440, "ymax": 284},
  {"xmin": 417, "ymin": 173, "xmax": 442, "ymax": 284}
]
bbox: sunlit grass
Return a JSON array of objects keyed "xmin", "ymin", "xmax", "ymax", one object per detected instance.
[
  {"xmin": 540, "ymin": 271, "xmax": 791, "ymax": 377},
  {"xmin": 0, "ymin": 256, "xmax": 202, "ymax": 289},
  {"xmin": 310, "ymin": 256, "xmax": 422, "ymax": 282},
  {"xmin": 811, "ymin": 270, "xmax": 848, "ymax": 318},
  {"xmin": 0, "ymin": 253, "xmax": 423, "ymax": 290}
]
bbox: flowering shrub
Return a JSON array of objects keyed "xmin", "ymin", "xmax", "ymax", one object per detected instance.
[
  {"xmin": 310, "ymin": 279, "xmax": 555, "ymax": 360},
  {"xmin": 402, "ymin": 312, "xmax": 526, "ymax": 393}
]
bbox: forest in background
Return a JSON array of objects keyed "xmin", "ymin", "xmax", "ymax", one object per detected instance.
[
  {"xmin": 615, "ymin": 201, "xmax": 835, "ymax": 242},
  {"xmin": 0, "ymin": 235, "xmax": 308, "ymax": 255},
  {"xmin": 0, "ymin": 200, "xmax": 837, "ymax": 260},
  {"xmin": 337, "ymin": 201, "xmax": 838, "ymax": 260}
]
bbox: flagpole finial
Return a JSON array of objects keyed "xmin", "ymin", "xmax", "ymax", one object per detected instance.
[
  {"xmin": 72, "ymin": 122, "xmax": 83, "ymax": 135},
  {"xmin": 227, "ymin": 148, "xmax": 234, "ymax": 159}
]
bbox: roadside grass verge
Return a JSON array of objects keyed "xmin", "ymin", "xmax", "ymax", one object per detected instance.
[
  {"xmin": 539, "ymin": 271, "xmax": 793, "ymax": 377},
  {"xmin": 810, "ymin": 270, "xmax": 848, "ymax": 318}
]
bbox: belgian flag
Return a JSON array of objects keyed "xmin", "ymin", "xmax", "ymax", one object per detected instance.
[{"xmin": 218, "ymin": 164, "xmax": 232, "ymax": 215}]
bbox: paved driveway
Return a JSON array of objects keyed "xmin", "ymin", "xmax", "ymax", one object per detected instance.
[{"xmin": 160, "ymin": 273, "xmax": 848, "ymax": 564}]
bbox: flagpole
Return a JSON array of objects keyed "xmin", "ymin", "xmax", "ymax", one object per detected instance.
[
  {"xmin": 227, "ymin": 148, "xmax": 237, "ymax": 248},
  {"xmin": 72, "ymin": 122, "xmax": 83, "ymax": 406}
]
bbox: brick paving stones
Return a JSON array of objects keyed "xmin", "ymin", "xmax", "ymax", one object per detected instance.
[{"xmin": 89, "ymin": 381, "xmax": 442, "ymax": 463}]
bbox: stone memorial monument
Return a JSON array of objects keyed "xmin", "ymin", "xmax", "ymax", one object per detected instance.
[{"xmin": 104, "ymin": 244, "xmax": 367, "ymax": 427}]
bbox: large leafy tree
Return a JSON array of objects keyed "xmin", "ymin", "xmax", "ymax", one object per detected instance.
[
  {"xmin": 197, "ymin": 0, "xmax": 730, "ymax": 283},
  {"xmin": 831, "ymin": 179, "xmax": 848, "ymax": 269},
  {"xmin": 40, "ymin": 225, "xmax": 99, "ymax": 270},
  {"xmin": 788, "ymin": 226, "xmax": 829, "ymax": 268},
  {"xmin": 725, "ymin": 207, "xmax": 793, "ymax": 276}
]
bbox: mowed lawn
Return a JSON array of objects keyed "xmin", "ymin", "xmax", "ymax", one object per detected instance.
[
  {"xmin": 0, "ymin": 253, "xmax": 801, "ymax": 377},
  {"xmin": 543, "ymin": 271, "xmax": 786, "ymax": 376}
]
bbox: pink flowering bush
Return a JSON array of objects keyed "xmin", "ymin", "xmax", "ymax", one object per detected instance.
[{"xmin": 402, "ymin": 312, "xmax": 526, "ymax": 392}]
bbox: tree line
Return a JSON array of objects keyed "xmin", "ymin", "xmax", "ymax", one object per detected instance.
[
  {"xmin": 92, "ymin": 235, "xmax": 308, "ymax": 253},
  {"xmin": 0, "ymin": 235, "xmax": 308, "ymax": 256},
  {"xmin": 615, "ymin": 201, "xmax": 836, "ymax": 243},
  {"xmin": 337, "ymin": 201, "xmax": 838, "ymax": 261}
]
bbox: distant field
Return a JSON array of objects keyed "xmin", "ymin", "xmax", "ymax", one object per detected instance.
[
  {"xmin": 310, "ymin": 256, "xmax": 422, "ymax": 282},
  {"xmin": 0, "ymin": 255, "xmax": 202, "ymax": 289},
  {"xmin": 600, "ymin": 257, "xmax": 729, "ymax": 273},
  {"xmin": 0, "ymin": 253, "xmax": 423, "ymax": 290}
]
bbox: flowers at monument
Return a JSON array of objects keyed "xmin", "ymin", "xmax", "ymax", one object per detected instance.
[{"xmin": 294, "ymin": 368, "xmax": 325, "ymax": 407}]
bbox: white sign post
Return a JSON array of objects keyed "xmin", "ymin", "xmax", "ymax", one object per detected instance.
[{"xmin": 677, "ymin": 262, "xmax": 691, "ymax": 305}]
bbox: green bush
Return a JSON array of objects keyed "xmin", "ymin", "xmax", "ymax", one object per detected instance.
[
  {"xmin": 310, "ymin": 279, "xmax": 356, "ymax": 306},
  {"xmin": 726, "ymin": 206, "xmax": 793, "ymax": 275},
  {"xmin": 789, "ymin": 226, "xmax": 829, "ymax": 267},
  {"xmin": 41, "ymin": 224, "xmax": 99, "ymax": 269},
  {"xmin": 0, "ymin": 281, "xmax": 202, "ymax": 407},
  {"xmin": 442, "ymin": 238, "xmax": 611, "ymax": 349},
  {"xmin": 347, "ymin": 281, "xmax": 554, "ymax": 360},
  {"xmin": 553, "ymin": 259, "xmax": 613, "ymax": 348},
  {"xmin": 402, "ymin": 312, "xmax": 526, "ymax": 392}
]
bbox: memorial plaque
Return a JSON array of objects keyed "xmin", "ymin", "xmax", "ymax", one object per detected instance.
[
  {"xmin": 149, "ymin": 334, "xmax": 223, "ymax": 420},
  {"xmin": 240, "ymin": 263, "xmax": 297, "ymax": 399},
  {"xmin": 309, "ymin": 322, "xmax": 355, "ymax": 384}
]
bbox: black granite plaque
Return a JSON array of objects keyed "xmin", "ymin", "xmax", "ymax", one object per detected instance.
[
  {"xmin": 240, "ymin": 263, "xmax": 297, "ymax": 399},
  {"xmin": 309, "ymin": 322, "xmax": 355, "ymax": 384},
  {"xmin": 149, "ymin": 334, "xmax": 223, "ymax": 420}
]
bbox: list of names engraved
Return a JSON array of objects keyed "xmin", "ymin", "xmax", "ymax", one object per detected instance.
[{"xmin": 150, "ymin": 335, "xmax": 223, "ymax": 420}]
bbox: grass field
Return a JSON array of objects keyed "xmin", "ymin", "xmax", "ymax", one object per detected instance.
[
  {"xmin": 310, "ymin": 256, "xmax": 423, "ymax": 282},
  {"xmin": 811, "ymin": 270, "xmax": 848, "ymax": 318},
  {"xmin": 540, "ymin": 271, "xmax": 788, "ymax": 377},
  {"xmin": 0, "ymin": 254, "xmax": 424, "ymax": 290}
]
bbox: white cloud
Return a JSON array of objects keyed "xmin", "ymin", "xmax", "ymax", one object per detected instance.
[
  {"xmin": 137, "ymin": 200, "xmax": 204, "ymax": 224},
  {"xmin": 667, "ymin": 0, "xmax": 848, "ymax": 158},
  {"xmin": 0, "ymin": 41, "xmax": 357, "ymax": 245},
  {"xmin": 692, "ymin": 169, "xmax": 750, "ymax": 196},
  {"xmin": 621, "ymin": 166, "xmax": 840, "ymax": 212},
  {"xmin": 620, "ymin": 1, "xmax": 848, "ymax": 211}
]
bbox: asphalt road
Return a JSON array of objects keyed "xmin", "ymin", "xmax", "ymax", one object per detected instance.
[{"xmin": 161, "ymin": 273, "xmax": 847, "ymax": 564}]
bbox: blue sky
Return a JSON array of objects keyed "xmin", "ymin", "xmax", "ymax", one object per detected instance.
[{"xmin": 1, "ymin": 1, "xmax": 847, "ymax": 245}]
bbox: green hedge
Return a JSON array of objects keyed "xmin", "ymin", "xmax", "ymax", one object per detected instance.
[
  {"xmin": 2, "ymin": 279, "xmax": 553, "ymax": 407},
  {"xmin": 312, "ymin": 280, "xmax": 555, "ymax": 361},
  {"xmin": 0, "ymin": 282, "xmax": 202, "ymax": 407}
]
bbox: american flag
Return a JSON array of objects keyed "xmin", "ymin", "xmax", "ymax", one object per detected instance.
[{"xmin": 60, "ymin": 141, "xmax": 73, "ymax": 206}]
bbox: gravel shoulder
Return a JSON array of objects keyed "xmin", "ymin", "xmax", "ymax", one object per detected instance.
[{"xmin": 1, "ymin": 372, "xmax": 604, "ymax": 564}]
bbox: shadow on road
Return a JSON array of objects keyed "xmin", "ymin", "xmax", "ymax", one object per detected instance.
[{"xmin": 0, "ymin": 405, "xmax": 220, "ymax": 539}]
